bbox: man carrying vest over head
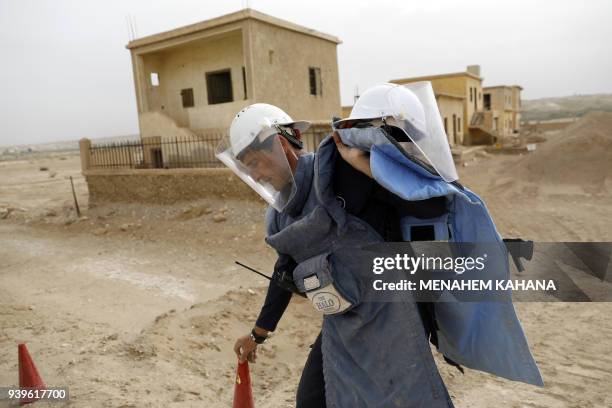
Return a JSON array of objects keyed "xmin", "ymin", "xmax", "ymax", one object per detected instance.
[{"xmin": 217, "ymin": 82, "xmax": 543, "ymax": 408}]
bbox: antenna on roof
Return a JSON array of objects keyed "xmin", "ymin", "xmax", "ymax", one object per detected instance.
[
  {"xmin": 125, "ymin": 15, "xmax": 133, "ymax": 41},
  {"xmin": 132, "ymin": 14, "xmax": 139, "ymax": 39},
  {"xmin": 354, "ymin": 85, "xmax": 360, "ymax": 103},
  {"xmin": 125, "ymin": 14, "xmax": 138, "ymax": 41}
]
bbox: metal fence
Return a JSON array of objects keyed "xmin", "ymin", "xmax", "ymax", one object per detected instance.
[
  {"xmin": 87, "ymin": 123, "xmax": 333, "ymax": 170},
  {"xmin": 88, "ymin": 134, "xmax": 224, "ymax": 169}
]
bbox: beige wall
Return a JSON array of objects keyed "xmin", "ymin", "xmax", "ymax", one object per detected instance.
[
  {"xmin": 484, "ymin": 87, "xmax": 507, "ymax": 111},
  {"xmin": 437, "ymin": 96, "xmax": 464, "ymax": 146},
  {"xmin": 482, "ymin": 110, "xmax": 500, "ymax": 132},
  {"xmin": 511, "ymin": 87, "xmax": 522, "ymax": 132},
  {"xmin": 341, "ymin": 106, "xmax": 352, "ymax": 119},
  {"xmin": 464, "ymin": 77, "xmax": 483, "ymax": 134},
  {"xmin": 133, "ymin": 20, "xmax": 341, "ymax": 136},
  {"xmin": 140, "ymin": 30, "xmax": 249, "ymax": 130},
  {"xmin": 300, "ymin": 122, "xmax": 332, "ymax": 152},
  {"xmin": 483, "ymin": 86, "xmax": 522, "ymax": 135},
  {"xmin": 249, "ymin": 19, "xmax": 341, "ymax": 122},
  {"xmin": 139, "ymin": 111, "xmax": 197, "ymax": 139},
  {"xmin": 85, "ymin": 168, "xmax": 259, "ymax": 204}
]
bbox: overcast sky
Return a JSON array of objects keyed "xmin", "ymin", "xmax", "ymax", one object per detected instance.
[{"xmin": 1, "ymin": 0, "xmax": 611, "ymax": 146}]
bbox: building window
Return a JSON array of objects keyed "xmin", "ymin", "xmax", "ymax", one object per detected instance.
[
  {"xmin": 309, "ymin": 67, "xmax": 322, "ymax": 96},
  {"xmin": 444, "ymin": 117, "xmax": 448, "ymax": 134},
  {"xmin": 242, "ymin": 66, "xmax": 247, "ymax": 100},
  {"xmin": 452, "ymin": 114, "xmax": 458, "ymax": 145},
  {"xmin": 484, "ymin": 94, "xmax": 491, "ymax": 110},
  {"xmin": 457, "ymin": 117, "xmax": 461, "ymax": 132},
  {"xmin": 469, "ymin": 87, "xmax": 473, "ymax": 102},
  {"xmin": 180, "ymin": 88, "xmax": 194, "ymax": 108},
  {"xmin": 150, "ymin": 72, "xmax": 159, "ymax": 87},
  {"xmin": 206, "ymin": 69, "xmax": 233, "ymax": 104}
]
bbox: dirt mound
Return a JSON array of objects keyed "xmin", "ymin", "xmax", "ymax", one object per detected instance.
[{"xmin": 519, "ymin": 111, "xmax": 612, "ymax": 191}]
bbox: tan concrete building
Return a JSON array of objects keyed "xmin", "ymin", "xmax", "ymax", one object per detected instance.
[
  {"xmin": 482, "ymin": 85, "xmax": 523, "ymax": 137},
  {"xmin": 435, "ymin": 93, "xmax": 465, "ymax": 146},
  {"xmin": 390, "ymin": 65, "xmax": 484, "ymax": 146},
  {"xmin": 126, "ymin": 9, "xmax": 342, "ymax": 141}
]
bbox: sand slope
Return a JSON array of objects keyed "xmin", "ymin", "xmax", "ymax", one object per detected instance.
[
  {"xmin": 2, "ymin": 123, "xmax": 612, "ymax": 407},
  {"xmin": 520, "ymin": 111, "xmax": 612, "ymax": 191}
]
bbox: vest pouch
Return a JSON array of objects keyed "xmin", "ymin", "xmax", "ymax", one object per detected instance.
[
  {"xmin": 293, "ymin": 253, "xmax": 352, "ymax": 315},
  {"xmin": 401, "ymin": 213, "xmax": 451, "ymax": 241}
]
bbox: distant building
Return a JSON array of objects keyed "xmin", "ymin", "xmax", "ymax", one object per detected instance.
[
  {"xmin": 385, "ymin": 65, "xmax": 523, "ymax": 146},
  {"xmin": 126, "ymin": 9, "xmax": 342, "ymax": 141},
  {"xmin": 390, "ymin": 65, "xmax": 484, "ymax": 146},
  {"xmin": 482, "ymin": 85, "xmax": 523, "ymax": 137}
]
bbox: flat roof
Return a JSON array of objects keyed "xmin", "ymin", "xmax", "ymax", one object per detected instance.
[
  {"xmin": 127, "ymin": 8, "xmax": 341, "ymax": 50},
  {"xmin": 483, "ymin": 85, "xmax": 524, "ymax": 91},
  {"xmin": 390, "ymin": 70, "xmax": 482, "ymax": 84}
]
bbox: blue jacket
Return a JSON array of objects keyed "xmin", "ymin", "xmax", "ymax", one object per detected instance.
[{"xmin": 265, "ymin": 135, "xmax": 542, "ymax": 407}]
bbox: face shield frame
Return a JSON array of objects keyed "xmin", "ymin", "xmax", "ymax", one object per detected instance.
[
  {"xmin": 333, "ymin": 82, "xmax": 459, "ymax": 184},
  {"xmin": 215, "ymin": 129, "xmax": 298, "ymax": 212}
]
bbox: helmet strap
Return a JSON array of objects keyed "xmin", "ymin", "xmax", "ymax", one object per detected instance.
[{"xmin": 276, "ymin": 126, "xmax": 304, "ymax": 150}]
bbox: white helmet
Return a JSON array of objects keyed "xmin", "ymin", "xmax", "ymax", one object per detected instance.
[
  {"xmin": 229, "ymin": 103, "xmax": 310, "ymax": 157},
  {"xmin": 335, "ymin": 83, "xmax": 426, "ymax": 139},
  {"xmin": 334, "ymin": 82, "xmax": 458, "ymax": 182},
  {"xmin": 216, "ymin": 103, "xmax": 310, "ymax": 212}
]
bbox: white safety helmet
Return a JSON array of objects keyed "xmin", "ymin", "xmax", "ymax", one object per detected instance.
[
  {"xmin": 229, "ymin": 103, "xmax": 310, "ymax": 157},
  {"xmin": 335, "ymin": 83, "xmax": 427, "ymax": 139},
  {"xmin": 216, "ymin": 103, "xmax": 310, "ymax": 212},
  {"xmin": 333, "ymin": 82, "xmax": 458, "ymax": 182}
]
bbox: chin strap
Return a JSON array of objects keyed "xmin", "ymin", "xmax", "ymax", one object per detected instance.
[{"xmin": 276, "ymin": 126, "xmax": 304, "ymax": 149}]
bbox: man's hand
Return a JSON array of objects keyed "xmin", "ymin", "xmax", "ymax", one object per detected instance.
[
  {"xmin": 332, "ymin": 132, "xmax": 373, "ymax": 178},
  {"xmin": 234, "ymin": 334, "xmax": 258, "ymax": 363}
]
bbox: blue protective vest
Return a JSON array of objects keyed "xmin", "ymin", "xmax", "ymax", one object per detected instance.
[{"xmin": 265, "ymin": 136, "xmax": 543, "ymax": 408}]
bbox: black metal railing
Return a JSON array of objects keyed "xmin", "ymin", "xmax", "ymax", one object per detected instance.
[
  {"xmin": 88, "ymin": 134, "xmax": 225, "ymax": 169},
  {"xmin": 87, "ymin": 124, "xmax": 334, "ymax": 170}
]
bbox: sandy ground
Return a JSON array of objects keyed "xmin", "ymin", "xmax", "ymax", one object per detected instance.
[{"xmin": 1, "ymin": 130, "xmax": 612, "ymax": 407}]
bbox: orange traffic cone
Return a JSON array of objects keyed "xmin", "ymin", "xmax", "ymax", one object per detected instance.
[
  {"xmin": 233, "ymin": 360, "xmax": 254, "ymax": 408},
  {"xmin": 18, "ymin": 343, "xmax": 46, "ymax": 405}
]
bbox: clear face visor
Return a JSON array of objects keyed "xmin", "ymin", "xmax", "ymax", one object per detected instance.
[
  {"xmin": 215, "ymin": 131, "xmax": 297, "ymax": 212},
  {"xmin": 386, "ymin": 82, "xmax": 458, "ymax": 182},
  {"xmin": 333, "ymin": 82, "xmax": 458, "ymax": 183}
]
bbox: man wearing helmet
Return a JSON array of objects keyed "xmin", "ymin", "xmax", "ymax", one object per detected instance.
[
  {"xmin": 219, "ymin": 83, "xmax": 541, "ymax": 407},
  {"xmin": 219, "ymin": 89, "xmax": 454, "ymax": 407}
]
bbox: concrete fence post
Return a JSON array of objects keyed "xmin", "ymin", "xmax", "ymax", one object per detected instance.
[{"xmin": 79, "ymin": 138, "xmax": 91, "ymax": 172}]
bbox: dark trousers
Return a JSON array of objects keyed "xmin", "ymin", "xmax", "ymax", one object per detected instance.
[{"xmin": 296, "ymin": 332, "xmax": 326, "ymax": 408}]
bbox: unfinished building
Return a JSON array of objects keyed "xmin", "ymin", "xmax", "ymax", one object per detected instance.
[
  {"xmin": 482, "ymin": 85, "xmax": 523, "ymax": 137},
  {"xmin": 390, "ymin": 65, "xmax": 523, "ymax": 146},
  {"xmin": 125, "ymin": 9, "xmax": 342, "ymax": 167}
]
